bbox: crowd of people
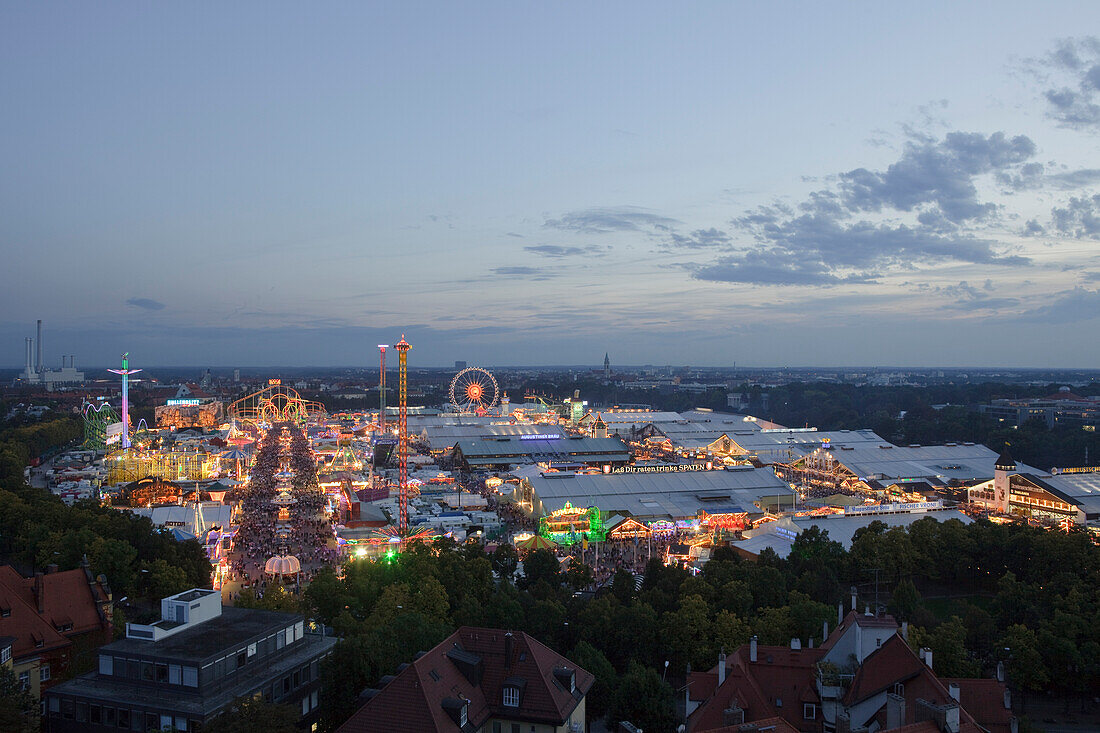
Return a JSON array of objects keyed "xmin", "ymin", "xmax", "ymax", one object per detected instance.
[{"xmin": 229, "ymin": 423, "xmax": 338, "ymax": 585}]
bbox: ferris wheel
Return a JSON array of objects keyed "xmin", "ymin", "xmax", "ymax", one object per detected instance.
[{"xmin": 450, "ymin": 367, "xmax": 500, "ymax": 412}]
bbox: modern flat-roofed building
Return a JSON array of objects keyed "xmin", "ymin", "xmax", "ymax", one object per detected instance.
[
  {"xmin": 452, "ymin": 435, "xmax": 632, "ymax": 471},
  {"xmin": 511, "ymin": 464, "xmax": 796, "ymax": 521},
  {"xmin": 43, "ymin": 588, "xmax": 336, "ymax": 733}
]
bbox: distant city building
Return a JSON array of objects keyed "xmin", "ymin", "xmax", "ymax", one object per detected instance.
[
  {"xmin": 338, "ymin": 627, "xmax": 593, "ymax": 733},
  {"xmin": 455, "ymin": 360, "xmax": 467, "ymax": 370},
  {"xmin": 43, "ymin": 588, "xmax": 336, "ymax": 733},
  {"xmin": 977, "ymin": 387, "xmax": 1100, "ymax": 429}
]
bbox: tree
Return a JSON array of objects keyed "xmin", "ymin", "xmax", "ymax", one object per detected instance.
[
  {"xmin": 519, "ymin": 548, "xmax": 561, "ymax": 590},
  {"xmin": 0, "ymin": 665, "xmax": 38, "ymax": 733},
  {"xmin": 607, "ymin": 661, "xmax": 677, "ymax": 733},
  {"xmin": 571, "ymin": 641, "xmax": 617, "ymax": 718},
  {"xmin": 565, "ymin": 560, "xmax": 594, "ymax": 591},
  {"xmin": 196, "ymin": 696, "xmax": 298, "ymax": 733},
  {"xmin": 142, "ymin": 558, "xmax": 190, "ymax": 600},
  {"xmin": 713, "ymin": 610, "xmax": 752, "ymax": 655},
  {"xmin": 998, "ymin": 624, "xmax": 1048, "ymax": 711},
  {"xmin": 490, "ymin": 543, "xmax": 519, "ymax": 579},
  {"xmin": 909, "ymin": 616, "xmax": 979, "ymax": 678},
  {"xmin": 889, "ymin": 578, "xmax": 922, "ymax": 621},
  {"xmin": 611, "ymin": 567, "xmax": 636, "ymax": 604}
]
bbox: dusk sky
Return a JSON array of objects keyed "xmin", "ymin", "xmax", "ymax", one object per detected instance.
[{"xmin": 4, "ymin": 3, "xmax": 1100, "ymax": 368}]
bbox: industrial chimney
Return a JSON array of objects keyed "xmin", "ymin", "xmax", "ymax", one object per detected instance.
[{"xmin": 36, "ymin": 319, "xmax": 42, "ymax": 373}]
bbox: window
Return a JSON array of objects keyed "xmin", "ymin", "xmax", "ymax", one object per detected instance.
[
  {"xmin": 1, "ymin": 645, "xmax": 11, "ymax": 663},
  {"xmin": 459, "ymin": 702, "xmax": 467, "ymax": 727},
  {"xmin": 237, "ymin": 650, "xmax": 247, "ymax": 668},
  {"xmin": 141, "ymin": 662, "xmax": 154, "ymax": 681},
  {"xmin": 19, "ymin": 670, "xmax": 29, "ymax": 690},
  {"xmin": 40, "ymin": 664, "xmax": 51, "ymax": 682},
  {"xmin": 99, "ymin": 655, "xmax": 113, "ymax": 675},
  {"xmin": 90, "ymin": 705, "xmax": 102, "ymax": 724},
  {"xmin": 174, "ymin": 716, "xmax": 188, "ymax": 732},
  {"xmin": 169, "ymin": 664, "xmax": 181, "ymax": 685},
  {"xmin": 156, "ymin": 664, "xmax": 169, "ymax": 682},
  {"xmin": 311, "ymin": 690, "xmax": 318, "ymax": 710},
  {"xmin": 0, "ymin": 607, "xmax": 10, "ymax": 617},
  {"xmin": 775, "ymin": 698, "xmax": 782, "ymax": 708},
  {"xmin": 104, "ymin": 706, "xmax": 116, "ymax": 726},
  {"xmin": 511, "ymin": 724, "xmax": 520, "ymax": 733},
  {"xmin": 804, "ymin": 703, "xmax": 817, "ymax": 720},
  {"xmin": 182, "ymin": 666, "xmax": 198, "ymax": 688},
  {"xmin": 503, "ymin": 686, "xmax": 520, "ymax": 707},
  {"xmin": 493, "ymin": 723, "xmax": 502, "ymax": 733},
  {"xmin": 117, "ymin": 709, "xmax": 130, "ymax": 729}
]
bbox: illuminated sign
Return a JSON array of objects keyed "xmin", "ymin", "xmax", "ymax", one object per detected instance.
[
  {"xmin": 611, "ymin": 463, "xmax": 707, "ymax": 474},
  {"xmin": 776, "ymin": 527, "xmax": 798, "ymax": 541},
  {"xmin": 105, "ymin": 422, "xmax": 124, "ymax": 445},
  {"xmin": 1051, "ymin": 466, "xmax": 1100, "ymax": 475},
  {"xmin": 166, "ymin": 399, "xmax": 202, "ymax": 406},
  {"xmin": 520, "ymin": 433, "xmax": 562, "ymax": 441},
  {"xmin": 268, "ymin": 379, "xmax": 281, "ymax": 385},
  {"xmin": 844, "ymin": 500, "xmax": 943, "ymax": 515}
]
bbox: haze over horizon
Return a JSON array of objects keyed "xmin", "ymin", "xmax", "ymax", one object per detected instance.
[{"xmin": 4, "ymin": 3, "xmax": 1100, "ymax": 369}]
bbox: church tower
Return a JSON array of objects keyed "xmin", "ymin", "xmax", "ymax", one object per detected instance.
[
  {"xmin": 993, "ymin": 444, "xmax": 1015, "ymax": 513},
  {"xmin": 603, "ymin": 352, "xmax": 610, "ymax": 380}
]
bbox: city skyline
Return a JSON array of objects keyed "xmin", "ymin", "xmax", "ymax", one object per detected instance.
[{"xmin": 4, "ymin": 4, "xmax": 1100, "ymax": 368}]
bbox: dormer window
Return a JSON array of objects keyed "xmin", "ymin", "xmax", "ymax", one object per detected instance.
[
  {"xmin": 552, "ymin": 667, "xmax": 576, "ymax": 693},
  {"xmin": 503, "ymin": 686, "xmax": 520, "ymax": 707},
  {"xmin": 441, "ymin": 697, "xmax": 469, "ymax": 728}
]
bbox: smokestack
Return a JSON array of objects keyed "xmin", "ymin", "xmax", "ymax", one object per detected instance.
[
  {"xmin": 749, "ymin": 635, "xmax": 757, "ymax": 663},
  {"xmin": 718, "ymin": 648, "xmax": 726, "ymax": 685},
  {"xmin": 948, "ymin": 683, "xmax": 960, "ymax": 702},
  {"xmin": 36, "ymin": 320, "xmax": 42, "ymax": 373},
  {"xmin": 851, "ymin": 586, "xmax": 857, "ymax": 612},
  {"xmin": 823, "ymin": 620, "xmax": 829, "ymax": 642},
  {"xmin": 24, "ymin": 338, "xmax": 32, "ymax": 374},
  {"xmin": 504, "ymin": 632, "xmax": 513, "ymax": 668}
]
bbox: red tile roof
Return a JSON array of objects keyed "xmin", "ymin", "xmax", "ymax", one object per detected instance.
[
  {"xmin": 687, "ymin": 644, "xmax": 824, "ymax": 733},
  {"xmin": 0, "ymin": 567, "xmax": 70, "ymax": 660},
  {"xmin": 338, "ymin": 627, "xmax": 594, "ymax": 733},
  {"xmin": 698, "ymin": 715, "xmax": 801, "ymax": 733},
  {"xmin": 846, "ymin": 635, "xmax": 994, "ymax": 733},
  {"xmin": 941, "ymin": 678, "xmax": 1014, "ymax": 733},
  {"xmin": 0, "ymin": 564, "xmax": 111, "ymax": 662}
]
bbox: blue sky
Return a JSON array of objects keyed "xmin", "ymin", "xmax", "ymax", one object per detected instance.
[{"xmin": 3, "ymin": 2, "xmax": 1100, "ymax": 368}]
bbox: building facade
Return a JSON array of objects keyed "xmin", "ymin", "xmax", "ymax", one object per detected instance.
[{"xmin": 43, "ymin": 588, "xmax": 336, "ymax": 733}]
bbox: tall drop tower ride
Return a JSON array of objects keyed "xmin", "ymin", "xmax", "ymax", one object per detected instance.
[
  {"xmin": 395, "ymin": 336, "xmax": 410, "ymax": 536},
  {"xmin": 107, "ymin": 353, "xmax": 141, "ymax": 449},
  {"xmin": 377, "ymin": 344, "xmax": 388, "ymax": 432}
]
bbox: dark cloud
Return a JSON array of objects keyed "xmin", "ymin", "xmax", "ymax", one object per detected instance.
[
  {"xmin": 665, "ymin": 228, "xmax": 732, "ymax": 249},
  {"xmin": 491, "ymin": 266, "xmax": 554, "ymax": 280},
  {"xmin": 1033, "ymin": 37, "xmax": 1100, "ymax": 130},
  {"xmin": 695, "ymin": 130, "xmax": 1035, "ymax": 287},
  {"xmin": 999, "ymin": 164, "xmax": 1100, "ymax": 191},
  {"xmin": 692, "ymin": 250, "xmax": 877, "ymax": 286},
  {"xmin": 523, "ymin": 244, "xmax": 608, "ymax": 258},
  {"xmin": 544, "ymin": 206, "xmax": 678, "ymax": 234},
  {"xmin": 937, "ymin": 280, "xmax": 1020, "ymax": 312},
  {"xmin": 126, "ymin": 298, "xmax": 166, "ymax": 311},
  {"xmin": 1018, "ymin": 287, "xmax": 1100, "ymax": 323},
  {"xmin": 839, "ymin": 131, "xmax": 1036, "ymax": 223},
  {"xmin": 1050, "ymin": 194, "xmax": 1100, "ymax": 238}
]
